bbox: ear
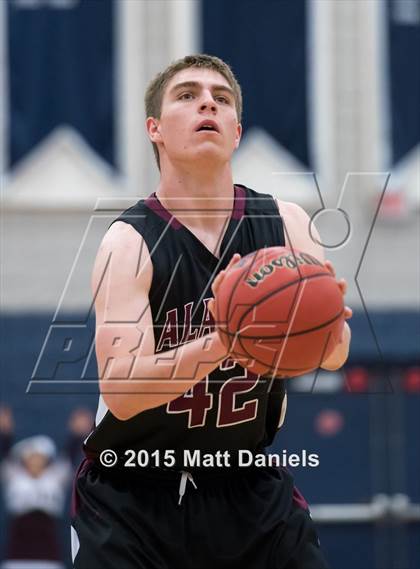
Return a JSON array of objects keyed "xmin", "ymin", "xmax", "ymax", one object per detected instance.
[
  {"xmin": 234, "ymin": 123, "xmax": 242, "ymax": 149},
  {"xmin": 146, "ymin": 117, "xmax": 162, "ymax": 143}
]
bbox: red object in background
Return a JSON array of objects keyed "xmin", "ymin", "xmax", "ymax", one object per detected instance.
[
  {"xmin": 345, "ymin": 367, "xmax": 370, "ymax": 392},
  {"xmin": 315, "ymin": 409, "xmax": 345, "ymax": 437},
  {"xmin": 403, "ymin": 367, "xmax": 420, "ymax": 392},
  {"xmin": 377, "ymin": 189, "xmax": 407, "ymax": 221}
]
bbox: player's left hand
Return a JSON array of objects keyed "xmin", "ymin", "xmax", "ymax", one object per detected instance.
[{"xmin": 324, "ymin": 260, "xmax": 352, "ymax": 341}]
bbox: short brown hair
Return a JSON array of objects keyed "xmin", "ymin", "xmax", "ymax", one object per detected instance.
[{"xmin": 145, "ymin": 54, "xmax": 243, "ymax": 169}]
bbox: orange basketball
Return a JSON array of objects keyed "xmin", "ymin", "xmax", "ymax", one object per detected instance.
[{"xmin": 214, "ymin": 247, "xmax": 345, "ymax": 378}]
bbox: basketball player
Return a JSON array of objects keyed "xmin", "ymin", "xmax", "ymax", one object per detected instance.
[{"xmin": 71, "ymin": 55, "xmax": 351, "ymax": 568}]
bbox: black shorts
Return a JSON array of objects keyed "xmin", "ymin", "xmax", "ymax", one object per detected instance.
[{"xmin": 70, "ymin": 459, "xmax": 330, "ymax": 569}]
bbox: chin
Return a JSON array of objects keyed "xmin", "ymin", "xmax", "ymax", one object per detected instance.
[
  {"xmin": 192, "ymin": 144, "xmax": 231, "ymax": 164},
  {"xmin": 168, "ymin": 144, "xmax": 232, "ymax": 168}
]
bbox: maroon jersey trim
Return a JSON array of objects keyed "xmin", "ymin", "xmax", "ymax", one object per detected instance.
[{"xmin": 144, "ymin": 185, "xmax": 246, "ymax": 229}]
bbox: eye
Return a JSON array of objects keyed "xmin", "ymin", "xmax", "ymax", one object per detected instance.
[
  {"xmin": 179, "ymin": 92, "xmax": 194, "ymax": 100},
  {"xmin": 215, "ymin": 95, "xmax": 230, "ymax": 104}
]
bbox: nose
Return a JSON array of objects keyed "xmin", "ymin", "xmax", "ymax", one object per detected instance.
[{"xmin": 199, "ymin": 91, "xmax": 217, "ymax": 113}]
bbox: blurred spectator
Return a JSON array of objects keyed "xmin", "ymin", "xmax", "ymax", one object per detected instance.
[
  {"xmin": 64, "ymin": 408, "xmax": 95, "ymax": 467},
  {"xmin": 0, "ymin": 406, "xmax": 93, "ymax": 569}
]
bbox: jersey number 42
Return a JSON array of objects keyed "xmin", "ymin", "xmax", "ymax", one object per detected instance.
[{"xmin": 166, "ymin": 360, "xmax": 260, "ymax": 428}]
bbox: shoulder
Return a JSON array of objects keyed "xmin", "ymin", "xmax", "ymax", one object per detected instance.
[
  {"xmin": 274, "ymin": 199, "xmax": 324, "ymax": 262},
  {"xmin": 92, "ymin": 220, "xmax": 153, "ymax": 289},
  {"xmin": 275, "ymin": 199, "xmax": 309, "ymax": 221},
  {"xmin": 102, "ymin": 220, "xmax": 143, "ymax": 249},
  {"xmin": 96, "ymin": 221, "xmax": 148, "ymax": 265},
  {"xmin": 273, "ymin": 198, "xmax": 314, "ymax": 237}
]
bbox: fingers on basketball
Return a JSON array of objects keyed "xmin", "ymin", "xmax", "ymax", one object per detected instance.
[
  {"xmin": 338, "ymin": 278, "xmax": 347, "ymax": 295},
  {"xmin": 324, "ymin": 260, "xmax": 336, "ymax": 277},
  {"xmin": 212, "ymin": 254, "xmax": 241, "ymax": 296}
]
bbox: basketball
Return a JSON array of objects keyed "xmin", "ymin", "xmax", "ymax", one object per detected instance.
[{"xmin": 214, "ymin": 247, "xmax": 345, "ymax": 377}]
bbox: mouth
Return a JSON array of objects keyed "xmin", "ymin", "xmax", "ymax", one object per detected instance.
[{"xmin": 195, "ymin": 120, "xmax": 220, "ymax": 134}]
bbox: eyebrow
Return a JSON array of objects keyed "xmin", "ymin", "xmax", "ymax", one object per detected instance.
[{"xmin": 169, "ymin": 80, "xmax": 234, "ymax": 97}]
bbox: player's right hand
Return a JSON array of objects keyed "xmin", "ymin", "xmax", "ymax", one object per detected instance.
[{"xmin": 208, "ymin": 253, "xmax": 241, "ymax": 322}]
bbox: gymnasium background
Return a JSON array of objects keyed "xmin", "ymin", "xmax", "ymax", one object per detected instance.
[{"xmin": 1, "ymin": 0, "xmax": 419, "ymax": 568}]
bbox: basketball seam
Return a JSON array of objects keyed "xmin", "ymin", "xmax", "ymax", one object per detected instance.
[
  {"xmin": 234, "ymin": 328, "xmax": 336, "ymax": 377},
  {"xmin": 227, "ymin": 307, "xmax": 345, "ymax": 340},
  {"xmin": 218, "ymin": 329, "xmax": 315, "ymax": 374},
  {"xmin": 232, "ymin": 272, "xmax": 337, "ymax": 336},
  {"xmin": 226, "ymin": 250, "xmax": 260, "ymax": 323}
]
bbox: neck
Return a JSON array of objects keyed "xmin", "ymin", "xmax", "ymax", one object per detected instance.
[{"xmin": 156, "ymin": 160, "xmax": 235, "ymax": 226}]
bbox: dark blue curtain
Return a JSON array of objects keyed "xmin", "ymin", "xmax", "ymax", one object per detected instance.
[
  {"xmin": 388, "ymin": 0, "xmax": 420, "ymax": 164},
  {"xmin": 201, "ymin": 0, "xmax": 310, "ymax": 167},
  {"xmin": 7, "ymin": 0, "xmax": 115, "ymax": 168}
]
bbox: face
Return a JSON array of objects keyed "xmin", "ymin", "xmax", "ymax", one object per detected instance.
[
  {"xmin": 147, "ymin": 68, "xmax": 242, "ymax": 168},
  {"xmin": 22, "ymin": 452, "xmax": 49, "ymax": 478}
]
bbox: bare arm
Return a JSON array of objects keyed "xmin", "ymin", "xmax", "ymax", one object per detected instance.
[
  {"xmin": 93, "ymin": 222, "xmax": 228, "ymax": 421},
  {"xmin": 277, "ymin": 200, "xmax": 351, "ymax": 371}
]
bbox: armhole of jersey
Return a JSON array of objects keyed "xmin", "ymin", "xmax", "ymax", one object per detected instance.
[
  {"xmin": 263, "ymin": 194, "xmax": 285, "ymax": 248},
  {"xmin": 108, "ymin": 213, "xmax": 154, "ymax": 259},
  {"xmin": 83, "ymin": 394, "xmax": 109, "ymax": 446},
  {"xmin": 241, "ymin": 185, "xmax": 284, "ymax": 228},
  {"xmin": 238, "ymin": 186, "xmax": 286, "ymax": 259},
  {"xmin": 278, "ymin": 391, "xmax": 288, "ymax": 429},
  {"xmin": 268, "ymin": 194, "xmax": 283, "ymax": 221}
]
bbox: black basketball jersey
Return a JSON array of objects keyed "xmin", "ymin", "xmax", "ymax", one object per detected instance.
[{"xmin": 85, "ymin": 185, "xmax": 288, "ymax": 467}]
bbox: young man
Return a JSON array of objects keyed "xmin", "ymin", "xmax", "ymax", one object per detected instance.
[{"xmin": 71, "ymin": 54, "xmax": 351, "ymax": 569}]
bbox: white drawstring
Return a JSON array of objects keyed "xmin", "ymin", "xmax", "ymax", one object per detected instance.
[{"xmin": 178, "ymin": 470, "xmax": 197, "ymax": 505}]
